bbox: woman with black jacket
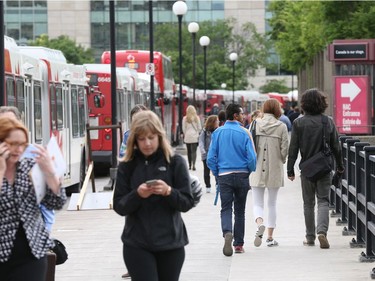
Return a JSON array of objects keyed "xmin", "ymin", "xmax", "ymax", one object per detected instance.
[{"xmin": 114, "ymin": 110, "xmax": 194, "ymax": 281}]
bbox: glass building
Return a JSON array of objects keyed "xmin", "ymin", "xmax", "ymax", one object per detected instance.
[
  {"xmin": 90, "ymin": 0, "xmax": 225, "ymax": 59},
  {"xmin": 4, "ymin": 1, "xmax": 48, "ymax": 46}
]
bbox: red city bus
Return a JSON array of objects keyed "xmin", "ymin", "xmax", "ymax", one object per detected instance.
[
  {"xmin": 267, "ymin": 92, "xmax": 291, "ymax": 110},
  {"xmin": 101, "ymin": 50, "xmax": 179, "ymax": 145},
  {"xmin": 84, "ymin": 64, "xmax": 141, "ymax": 168},
  {"xmin": 101, "ymin": 50, "xmax": 174, "ymax": 97}
]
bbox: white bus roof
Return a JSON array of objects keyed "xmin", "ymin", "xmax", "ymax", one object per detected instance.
[
  {"xmin": 4, "ymin": 36, "xmax": 19, "ymax": 51},
  {"xmin": 18, "ymin": 46, "xmax": 67, "ymax": 63}
]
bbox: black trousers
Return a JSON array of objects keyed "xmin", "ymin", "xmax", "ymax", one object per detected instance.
[
  {"xmin": 0, "ymin": 227, "xmax": 47, "ymax": 281},
  {"xmin": 123, "ymin": 244, "xmax": 185, "ymax": 281},
  {"xmin": 186, "ymin": 143, "xmax": 198, "ymax": 168},
  {"xmin": 202, "ymin": 159, "xmax": 211, "ymax": 188}
]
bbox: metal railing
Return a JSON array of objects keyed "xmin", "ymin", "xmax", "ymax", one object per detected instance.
[{"xmin": 329, "ymin": 136, "xmax": 375, "ymax": 275}]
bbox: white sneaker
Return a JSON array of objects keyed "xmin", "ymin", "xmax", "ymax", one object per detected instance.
[
  {"xmin": 266, "ymin": 239, "xmax": 279, "ymax": 247},
  {"xmin": 206, "ymin": 188, "xmax": 211, "ymax": 193},
  {"xmin": 254, "ymin": 224, "xmax": 265, "ymax": 247}
]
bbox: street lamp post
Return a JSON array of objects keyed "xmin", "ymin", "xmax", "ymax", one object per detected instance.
[
  {"xmin": 149, "ymin": 0, "xmax": 155, "ymax": 111},
  {"xmin": 199, "ymin": 36, "xmax": 210, "ymax": 116},
  {"xmin": 188, "ymin": 22, "xmax": 199, "ymax": 107},
  {"xmin": 173, "ymin": 1, "xmax": 188, "ymax": 147},
  {"xmin": 229, "ymin": 52, "xmax": 238, "ymax": 104}
]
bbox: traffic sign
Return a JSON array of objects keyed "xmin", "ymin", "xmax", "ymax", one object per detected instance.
[
  {"xmin": 334, "ymin": 76, "xmax": 371, "ymax": 134},
  {"xmin": 145, "ymin": 63, "xmax": 155, "ymax": 75}
]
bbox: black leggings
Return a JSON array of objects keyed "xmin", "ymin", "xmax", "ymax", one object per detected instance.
[
  {"xmin": 202, "ymin": 159, "xmax": 211, "ymax": 188},
  {"xmin": 123, "ymin": 244, "xmax": 185, "ymax": 281},
  {"xmin": 186, "ymin": 143, "xmax": 198, "ymax": 168},
  {"xmin": 0, "ymin": 226, "xmax": 47, "ymax": 281}
]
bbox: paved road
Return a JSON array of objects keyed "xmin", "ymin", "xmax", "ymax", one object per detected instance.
[{"xmin": 52, "ymin": 152, "xmax": 373, "ymax": 281}]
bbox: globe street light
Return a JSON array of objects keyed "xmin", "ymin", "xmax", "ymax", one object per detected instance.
[
  {"xmin": 188, "ymin": 22, "xmax": 199, "ymax": 107},
  {"xmin": 229, "ymin": 52, "xmax": 238, "ymax": 104},
  {"xmin": 173, "ymin": 1, "xmax": 187, "ymax": 146},
  {"xmin": 199, "ymin": 35, "xmax": 210, "ymax": 115},
  {"xmin": 221, "ymin": 83, "xmax": 227, "ymax": 90}
]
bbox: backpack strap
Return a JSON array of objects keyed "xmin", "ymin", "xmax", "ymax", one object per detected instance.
[
  {"xmin": 321, "ymin": 115, "xmax": 331, "ymax": 154},
  {"xmin": 241, "ymin": 126, "xmax": 256, "ymax": 152}
]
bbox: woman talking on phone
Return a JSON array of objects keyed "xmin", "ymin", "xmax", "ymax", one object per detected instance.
[
  {"xmin": 0, "ymin": 117, "xmax": 66, "ymax": 281},
  {"xmin": 114, "ymin": 111, "xmax": 194, "ymax": 281}
]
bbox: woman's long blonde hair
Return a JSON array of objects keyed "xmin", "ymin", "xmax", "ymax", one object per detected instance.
[
  {"xmin": 123, "ymin": 111, "xmax": 173, "ymax": 162},
  {"xmin": 185, "ymin": 105, "xmax": 199, "ymax": 123}
]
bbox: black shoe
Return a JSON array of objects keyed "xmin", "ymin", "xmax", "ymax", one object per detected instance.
[
  {"xmin": 303, "ymin": 240, "xmax": 315, "ymax": 246},
  {"xmin": 192, "ymin": 166, "xmax": 196, "ymax": 171}
]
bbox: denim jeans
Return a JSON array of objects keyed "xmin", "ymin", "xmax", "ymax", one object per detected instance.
[
  {"xmin": 218, "ymin": 173, "xmax": 250, "ymax": 246},
  {"xmin": 301, "ymin": 173, "xmax": 331, "ymax": 241}
]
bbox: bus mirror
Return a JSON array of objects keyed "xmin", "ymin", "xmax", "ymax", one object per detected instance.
[{"xmin": 94, "ymin": 94, "xmax": 105, "ymax": 108}]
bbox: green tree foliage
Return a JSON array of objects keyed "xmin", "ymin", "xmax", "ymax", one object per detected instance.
[
  {"xmin": 153, "ymin": 19, "xmax": 269, "ymax": 90},
  {"xmin": 259, "ymin": 79, "xmax": 290, "ymax": 94},
  {"xmin": 268, "ymin": 1, "xmax": 375, "ymax": 73},
  {"xmin": 267, "ymin": 1, "xmax": 326, "ymax": 72},
  {"xmin": 29, "ymin": 34, "xmax": 94, "ymax": 64}
]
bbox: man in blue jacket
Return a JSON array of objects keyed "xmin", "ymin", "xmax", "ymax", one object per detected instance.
[{"xmin": 207, "ymin": 103, "xmax": 257, "ymax": 256}]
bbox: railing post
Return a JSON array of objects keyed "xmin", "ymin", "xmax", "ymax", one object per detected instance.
[
  {"xmin": 331, "ymin": 136, "xmax": 352, "ymax": 217},
  {"xmin": 338, "ymin": 138, "xmax": 360, "ymax": 226},
  {"xmin": 347, "ymin": 142, "xmax": 369, "ymax": 245},
  {"xmin": 359, "ymin": 146, "xmax": 375, "ymax": 262}
]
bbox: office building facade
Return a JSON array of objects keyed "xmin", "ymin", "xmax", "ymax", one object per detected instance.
[{"xmin": 4, "ymin": 0, "xmax": 294, "ymax": 90}]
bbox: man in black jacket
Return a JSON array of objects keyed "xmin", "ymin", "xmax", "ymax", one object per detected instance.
[{"xmin": 287, "ymin": 88, "xmax": 344, "ymax": 249}]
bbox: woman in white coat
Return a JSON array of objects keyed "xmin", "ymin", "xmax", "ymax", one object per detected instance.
[
  {"xmin": 182, "ymin": 105, "xmax": 202, "ymax": 170},
  {"xmin": 250, "ymin": 99, "xmax": 289, "ymax": 247}
]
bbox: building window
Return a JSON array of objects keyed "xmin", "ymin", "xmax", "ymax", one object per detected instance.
[
  {"xmin": 212, "ymin": 1, "xmax": 224, "ymax": 10},
  {"xmin": 34, "ymin": 1, "xmax": 47, "ymax": 8},
  {"xmin": 20, "ymin": 23, "xmax": 33, "ymax": 42},
  {"xmin": 91, "ymin": 1, "xmax": 105, "ymax": 11},
  {"xmin": 6, "ymin": 1, "xmax": 19, "ymax": 7},
  {"xmin": 21, "ymin": 1, "xmax": 32, "ymax": 7}
]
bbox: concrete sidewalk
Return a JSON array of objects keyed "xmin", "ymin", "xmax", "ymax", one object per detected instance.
[{"xmin": 52, "ymin": 152, "xmax": 373, "ymax": 281}]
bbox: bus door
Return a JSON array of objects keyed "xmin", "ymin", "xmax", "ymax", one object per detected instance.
[
  {"xmin": 23, "ymin": 76, "xmax": 33, "ymax": 140},
  {"xmin": 61, "ymin": 82, "xmax": 71, "ymax": 180},
  {"xmin": 33, "ymin": 83, "xmax": 43, "ymax": 144},
  {"xmin": 124, "ymin": 88, "xmax": 131, "ymax": 132}
]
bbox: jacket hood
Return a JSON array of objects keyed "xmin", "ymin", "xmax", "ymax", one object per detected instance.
[{"xmin": 257, "ymin": 113, "xmax": 283, "ymax": 137}]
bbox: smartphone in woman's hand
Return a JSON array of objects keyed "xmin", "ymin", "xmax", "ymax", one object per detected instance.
[{"xmin": 146, "ymin": 179, "xmax": 158, "ymax": 186}]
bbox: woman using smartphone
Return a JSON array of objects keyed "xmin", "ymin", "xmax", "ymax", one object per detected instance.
[{"xmin": 114, "ymin": 111, "xmax": 194, "ymax": 281}]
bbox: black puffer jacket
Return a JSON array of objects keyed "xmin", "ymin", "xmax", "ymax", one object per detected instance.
[
  {"xmin": 113, "ymin": 149, "xmax": 194, "ymax": 251},
  {"xmin": 287, "ymin": 114, "xmax": 344, "ymax": 177}
]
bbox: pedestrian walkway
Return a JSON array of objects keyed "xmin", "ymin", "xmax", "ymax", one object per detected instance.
[{"xmin": 52, "ymin": 152, "xmax": 373, "ymax": 281}]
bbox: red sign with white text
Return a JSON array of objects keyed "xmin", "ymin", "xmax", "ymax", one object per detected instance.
[{"xmin": 334, "ymin": 76, "xmax": 371, "ymax": 134}]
